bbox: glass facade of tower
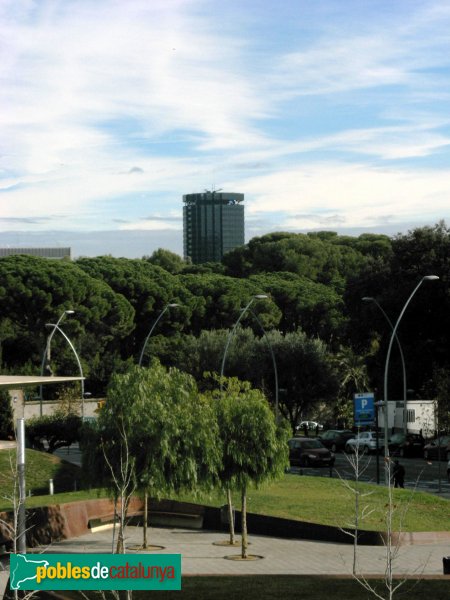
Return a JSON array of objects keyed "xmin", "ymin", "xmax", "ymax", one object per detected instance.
[{"xmin": 183, "ymin": 192, "xmax": 244, "ymax": 264}]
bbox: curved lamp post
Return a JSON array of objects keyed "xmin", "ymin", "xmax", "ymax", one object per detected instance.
[
  {"xmin": 39, "ymin": 310, "xmax": 74, "ymax": 416},
  {"xmin": 137, "ymin": 302, "xmax": 179, "ymax": 551},
  {"xmin": 220, "ymin": 294, "xmax": 279, "ymax": 420},
  {"xmin": 138, "ymin": 303, "xmax": 179, "ymax": 367},
  {"xmin": 45, "ymin": 322, "xmax": 85, "ymax": 419},
  {"xmin": 362, "ymin": 297, "xmax": 407, "ymax": 436},
  {"xmin": 382, "ymin": 275, "xmax": 439, "ymax": 482}
]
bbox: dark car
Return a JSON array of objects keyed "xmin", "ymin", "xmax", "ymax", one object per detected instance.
[
  {"xmin": 288, "ymin": 437, "xmax": 335, "ymax": 468},
  {"xmin": 318, "ymin": 429, "xmax": 354, "ymax": 453},
  {"xmin": 388, "ymin": 433, "xmax": 425, "ymax": 458},
  {"xmin": 423, "ymin": 435, "xmax": 450, "ymax": 461}
]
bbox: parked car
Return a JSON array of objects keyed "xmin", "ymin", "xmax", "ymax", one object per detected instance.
[
  {"xmin": 296, "ymin": 420, "xmax": 324, "ymax": 432},
  {"xmin": 423, "ymin": 435, "xmax": 450, "ymax": 461},
  {"xmin": 288, "ymin": 437, "xmax": 335, "ymax": 468},
  {"xmin": 345, "ymin": 431, "xmax": 384, "ymax": 454},
  {"xmin": 388, "ymin": 433, "xmax": 425, "ymax": 458},
  {"xmin": 318, "ymin": 429, "xmax": 354, "ymax": 453}
]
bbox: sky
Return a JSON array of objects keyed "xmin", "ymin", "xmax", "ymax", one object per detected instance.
[{"xmin": 1, "ymin": 0, "xmax": 450, "ymax": 258}]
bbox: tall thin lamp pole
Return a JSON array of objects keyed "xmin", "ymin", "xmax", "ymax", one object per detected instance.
[
  {"xmin": 17, "ymin": 418, "xmax": 26, "ymax": 553},
  {"xmin": 382, "ymin": 276, "xmax": 439, "ymax": 483},
  {"xmin": 137, "ymin": 302, "xmax": 179, "ymax": 551},
  {"xmin": 138, "ymin": 303, "xmax": 179, "ymax": 367},
  {"xmin": 39, "ymin": 310, "xmax": 74, "ymax": 416},
  {"xmin": 247, "ymin": 307, "xmax": 279, "ymax": 422},
  {"xmin": 45, "ymin": 322, "xmax": 85, "ymax": 418},
  {"xmin": 220, "ymin": 295, "xmax": 279, "ymax": 420},
  {"xmin": 220, "ymin": 295, "xmax": 268, "ymax": 383},
  {"xmin": 362, "ymin": 297, "xmax": 407, "ymax": 436}
]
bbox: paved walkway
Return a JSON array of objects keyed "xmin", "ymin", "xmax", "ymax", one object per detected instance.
[
  {"xmin": 1, "ymin": 525, "xmax": 449, "ymax": 597},
  {"xmin": 16, "ymin": 526, "xmax": 450, "ymax": 575}
]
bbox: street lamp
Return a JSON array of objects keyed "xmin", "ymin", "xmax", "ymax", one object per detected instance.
[
  {"xmin": 45, "ymin": 322, "xmax": 85, "ymax": 419},
  {"xmin": 137, "ymin": 302, "xmax": 179, "ymax": 551},
  {"xmin": 246, "ymin": 307, "xmax": 279, "ymax": 422},
  {"xmin": 362, "ymin": 297, "xmax": 407, "ymax": 436},
  {"xmin": 220, "ymin": 295, "xmax": 267, "ymax": 382},
  {"xmin": 382, "ymin": 275, "xmax": 439, "ymax": 483},
  {"xmin": 138, "ymin": 303, "xmax": 179, "ymax": 367},
  {"xmin": 220, "ymin": 294, "xmax": 279, "ymax": 420},
  {"xmin": 39, "ymin": 309, "xmax": 74, "ymax": 416}
]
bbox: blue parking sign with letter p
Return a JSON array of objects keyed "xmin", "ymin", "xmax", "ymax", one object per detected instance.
[{"xmin": 354, "ymin": 392, "xmax": 375, "ymax": 425}]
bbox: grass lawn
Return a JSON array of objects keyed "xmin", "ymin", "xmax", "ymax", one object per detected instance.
[
  {"xmin": 43, "ymin": 576, "xmax": 450, "ymax": 600},
  {"xmin": 1, "ymin": 452, "xmax": 449, "ymax": 533},
  {"xmin": 0, "ymin": 448, "xmax": 82, "ymax": 506},
  {"xmin": 170, "ymin": 474, "xmax": 450, "ymax": 532}
]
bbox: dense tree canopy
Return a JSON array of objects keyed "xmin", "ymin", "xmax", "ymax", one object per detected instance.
[
  {"xmin": 0, "ymin": 256, "xmax": 135, "ymax": 390},
  {"xmin": 345, "ymin": 222, "xmax": 450, "ymax": 399},
  {"xmin": 0, "ymin": 223, "xmax": 448, "ymax": 419},
  {"xmin": 178, "ymin": 273, "xmax": 281, "ymax": 333},
  {"xmin": 154, "ymin": 327, "xmax": 339, "ymax": 430},
  {"xmin": 76, "ymin": 256, "xmax": 193, "ymax": 356},
  {"xmin": 222, "ymin": 231, "xmax": 383, "ymax": 288},
  {"xmin": 145, "ymin": 248, "xmax": 186, "ymax": 274},
  {"xmin": 248, "ymin": 272, "xmax": 344, "ymax": 340}
]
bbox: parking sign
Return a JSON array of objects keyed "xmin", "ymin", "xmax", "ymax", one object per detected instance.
[{"xmin": 354, "ymin": 392, "xmax": 375, "ymax": 425}]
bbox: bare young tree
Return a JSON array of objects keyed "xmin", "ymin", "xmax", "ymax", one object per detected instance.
[
  {"xmin": 339, "ymin": 448, "xmax": 427, "ymax": 600},
  {"xmin": 338, "ymin": 442, "xmax": 374, "ymax": 575},
  {"xmin": 0, "ymin": 451, "xmax": 42, "ymax": 600},
  {"xmin": 100, "ymin": 419, "xmax": 136, "ymax": 556}
]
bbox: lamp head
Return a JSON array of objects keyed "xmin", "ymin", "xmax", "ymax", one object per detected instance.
[
  {"xmin": 65, "ymin": 310, "xmax": 75, "ymax": 315},
  {"xmin": 254, "ymin": 294, "xmax": 268, "ymax": 300},
  {"xmin": 168, "ymin": 303, "xmax": 179, "ymax": 308},
  {"xmin": 362, "ymin": 297, "xmax": 374, "ymax": 302},
  {"xmin": 423, "ymin": 275, "xmax": 439, "ymax": 281}
]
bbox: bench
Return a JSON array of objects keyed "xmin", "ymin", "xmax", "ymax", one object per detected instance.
[
  {"xmin": 88, "ymin": 510, "xmax": 144, "ymax": 532},
  {"xmin": 148, "ymin": 511, "xmax": 203, "ymax": 530},
  {"xmin": 88, "ymin": 509, "xmax": 203, "ymax": 531}
]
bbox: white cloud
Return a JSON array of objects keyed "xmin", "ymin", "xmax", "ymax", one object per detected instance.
[
  {"xmin": 240, "ymin": 162, "xmax": 450, "ymax": 229},
  {"xmin": 1, "ymin": 0, "xmax": 450, "ymax": 251},
  {"xmin": 269, "ymin": 2, "xmax": 450, "ymax": 101}
]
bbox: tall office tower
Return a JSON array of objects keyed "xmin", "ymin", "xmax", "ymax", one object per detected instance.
[{"xmin": 183, "ymin": 191, "xmax": 245, "ymax": 264}]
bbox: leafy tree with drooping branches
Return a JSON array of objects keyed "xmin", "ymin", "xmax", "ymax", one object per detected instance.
[
  {"xmin": 211, "ymin": 377, "xmax": 290, "ymax": 558},
  {"xmin": 81, "ymin": 361, "xmax": 221, "ymax": 549}
]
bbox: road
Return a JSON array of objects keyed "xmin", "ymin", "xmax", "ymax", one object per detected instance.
[
  {"xmin": 289, "ymin": 452, "xmax": 450, "ymax": 498},
  {"xmin": 55, "ymin": 443, "xmax": 82, "ymax": 466},
  {"xmin": 57, "ymin": 443, "xmax": 450, "ymax": 498}
]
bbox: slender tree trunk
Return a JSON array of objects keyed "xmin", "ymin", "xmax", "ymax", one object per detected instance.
[
  {"xmin": 226, "ymin": 487, "xmax": 235, "ymax": 545},
  {"xmin": 116, "ymin": 491, "xmax": 129, "ymax": 554},
  {"xmin": 116, "ymin": 495, "xmax": 125, "ymax": 554},
  {"xmin": 143, "ymin": 490, "xmax": 148, "ymax": 549},
  {"xmin": 112, "ymin": 497, "xmax": 117, "ymax": 554},
  {"xmin": 241, "ymin": 485, "xmax": 248, "ymax": 559}
]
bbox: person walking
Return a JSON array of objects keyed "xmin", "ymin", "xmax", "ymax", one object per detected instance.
[{"xmin": 392, "ymin": 459, "xmax": 405, "ymax": 488}]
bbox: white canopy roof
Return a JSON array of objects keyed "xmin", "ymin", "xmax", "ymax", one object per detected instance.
[{"xmin": 0, "ymin": 375, "xmax": 84, "ymax": 388}]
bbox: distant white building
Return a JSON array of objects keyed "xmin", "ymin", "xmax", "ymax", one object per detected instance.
[
  {"xmin": 377, "ymin": 399, "xmax": 436, "ymax": 437},
  {"xmin": 0, "ymin": 247, "xmax": 71, "ymax": 259}
]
